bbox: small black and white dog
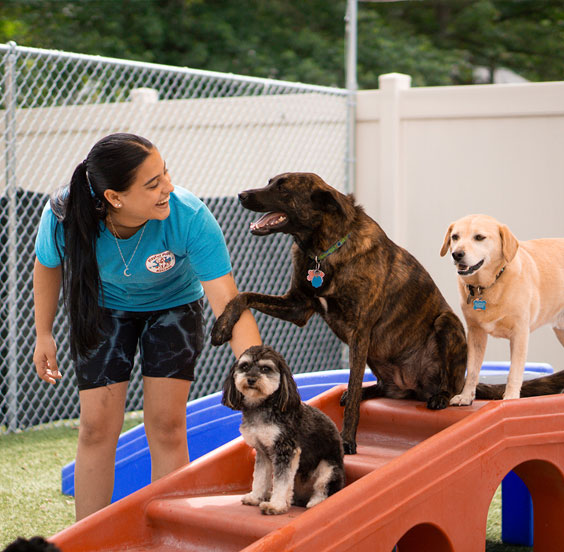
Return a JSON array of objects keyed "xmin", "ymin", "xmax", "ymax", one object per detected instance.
[{"xmin": 222, "ymin": 345, "xmax": 345, "ymax": 515}]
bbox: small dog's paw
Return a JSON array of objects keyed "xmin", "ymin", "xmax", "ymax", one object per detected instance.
[
  {"xmin": 426, "ymin": 392, "xmax": 450, "ymax": 410},
  {"xmin": 241, "ymin": 493, "xmax": 261, "ymax": 506},
  {"xmin": 259, "ymin": 501, "xmax": 288, "ymax": 515},
  {"xmin": 339, "ymin": 390, "xmax": 348, "ymax": 407},
  {"xmin": 449, "ymin": 393, "xmax": 474, "ymax": 407},
  {"xmin": 210, "ymin": 317, "xmax": 233, "ymax": 346},
  {"xmin": 306, "ymin": 495, "xmax": 326, "ymax": 509}
]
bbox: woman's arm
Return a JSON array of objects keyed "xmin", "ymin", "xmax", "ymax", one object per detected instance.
[
  {"xmin": 201, "ymin": 273, "xmax": 261, "ymax": 358},
  {"xmin": 33, "ymin": 258, "xmax": 63, "ymax": 384}
]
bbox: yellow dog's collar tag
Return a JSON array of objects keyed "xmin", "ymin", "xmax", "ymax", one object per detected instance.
[{"xmin": 473, "ymin": 299, "xmax": 486, "ymax": 311}]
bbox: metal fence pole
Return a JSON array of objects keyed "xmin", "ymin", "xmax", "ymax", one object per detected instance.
[
  {"xmin": 345, "ymin": 0, "xmax": 357, "ymax": 195},
  {"xmin": 5, "ymin": 41, "xmax": 19, "ymax": 432}
]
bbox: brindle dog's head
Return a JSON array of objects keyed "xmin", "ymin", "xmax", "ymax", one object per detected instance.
[{"xmin": 238, "ymin": 173, "xmax": 353, "ymax": 237}]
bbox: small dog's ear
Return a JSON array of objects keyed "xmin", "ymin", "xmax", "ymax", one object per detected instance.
[
  {"xmin": 499, "ymin": 224, "xmax": 519, "ymax": 264},
  {"xmin": 440, "ymin": 223, "xmax": 454, "ymax": 257},
  {"xmin": 275, "ymin": 355, "xmax": 301, "ymax": 412},
  {"xmin": 222, "ymin": 360, "xmax": 244, "ymax": 410}
]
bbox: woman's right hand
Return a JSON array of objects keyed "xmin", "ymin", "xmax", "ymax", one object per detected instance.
[{"xmin": 33, "ymin": 334, "xmax": 61, "ymax": 384}]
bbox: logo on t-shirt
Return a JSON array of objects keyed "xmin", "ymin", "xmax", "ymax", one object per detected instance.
[{"xmin": 146, "ymin": 251, "xmax": 176, "ymax": 273}]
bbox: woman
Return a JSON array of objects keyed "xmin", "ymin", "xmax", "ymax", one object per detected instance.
[{"xmin": 33, "ymin": 133, "xmax": 261, "ymax": 520}]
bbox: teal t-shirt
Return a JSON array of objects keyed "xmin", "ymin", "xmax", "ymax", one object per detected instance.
[{"xmin": 34, "ymin": 186, "xmax": 232, "ymax": 311}]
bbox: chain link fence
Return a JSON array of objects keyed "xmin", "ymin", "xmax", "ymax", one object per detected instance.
[{"xmin": 0, "ymin": 42, "xmax": 350, "ymax": 432}]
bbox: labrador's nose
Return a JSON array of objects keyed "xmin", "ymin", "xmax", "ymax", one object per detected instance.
[{"xmin": 452, "ymin": 250, "xmax": 465, "ymax": 262}]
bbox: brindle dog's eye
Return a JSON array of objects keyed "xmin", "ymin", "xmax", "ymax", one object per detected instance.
[
  {"xmin": 451, "ymin": 234, "xmax": 459, "ymax": 241},
  {"xmin": 474, "ymin": 234, "xmax": 486, "ymax": 241}
]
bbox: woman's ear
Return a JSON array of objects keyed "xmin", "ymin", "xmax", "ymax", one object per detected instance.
[{"xmin": 104, "ymin": 189, "xmax": 122, "ymax": 209}]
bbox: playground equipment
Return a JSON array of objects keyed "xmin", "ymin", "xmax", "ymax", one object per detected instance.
[{"xmin": 52, "ymin": 373, "xmax": 564, "ymax": 551}]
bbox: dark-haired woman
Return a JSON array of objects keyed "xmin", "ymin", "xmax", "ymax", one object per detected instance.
[{"xmin": 33, "ymin": 133, "xmax": 261, "ymax": 520}]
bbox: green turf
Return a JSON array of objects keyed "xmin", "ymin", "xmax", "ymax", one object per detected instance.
[{"xmin": 0, "ymin": 421, "xmax": 532, "ymax": 551}]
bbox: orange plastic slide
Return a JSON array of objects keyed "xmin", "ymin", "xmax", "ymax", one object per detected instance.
[{"xmin": 52, "ymin": 386, "xmax": 564, "ymax": 551}]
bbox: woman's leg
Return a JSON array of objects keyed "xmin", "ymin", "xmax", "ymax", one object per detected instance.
[
  {"xmin": 143, "ymin": 377, "xmax": 191, "ymax": 482},
  {"xmin": 74, "ymin": 381, "xmax": 128, "ymax": 521}
]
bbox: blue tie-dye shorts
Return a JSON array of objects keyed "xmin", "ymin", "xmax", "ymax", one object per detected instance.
[{"xmin": 75, "ymin": 299, "xmax": 204, "ymax": 390}]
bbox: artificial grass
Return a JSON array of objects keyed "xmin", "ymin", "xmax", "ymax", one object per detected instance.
[{"xmin": 0, "ymin": 422, "xmax": 532, "ymax": 551}]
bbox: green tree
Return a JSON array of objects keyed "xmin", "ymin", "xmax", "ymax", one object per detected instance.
[{"xmin": 1, "ymin": 0, "xmax": 563, "ymax": 88}]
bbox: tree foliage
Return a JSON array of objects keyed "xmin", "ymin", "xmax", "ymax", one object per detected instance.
[{"xmin": 1, "ymin": 0, "xmax": 563, "ymax": 88}]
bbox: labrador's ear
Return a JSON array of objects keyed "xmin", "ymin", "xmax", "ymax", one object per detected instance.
[
  {"xmin": 499, "ymin": 224, "xmax": 519, "ymax": 264},
  {"xmin": 440, "ymin": 223, "xmax": 455, "ymax": 257},
  {"xmin": 222, "ymin": 359, "xmax": 244, "ymax": 410}
]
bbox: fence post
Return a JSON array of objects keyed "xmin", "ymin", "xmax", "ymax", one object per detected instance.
[
  {"xmin": 378, "ymin": 72, "xmax": 411, "ymax": 244},
  {"xmin": 5, "ymin": 41, "xmax": 19, "ymax": 431},
  {"xmin": 345, "ymin": 0, "xmax": 357, "ymax": 195}
]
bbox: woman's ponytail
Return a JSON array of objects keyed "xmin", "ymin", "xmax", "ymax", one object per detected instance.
[{"xmin": 60, "ymin": 160, "xmax": 105, "ymax": 359}]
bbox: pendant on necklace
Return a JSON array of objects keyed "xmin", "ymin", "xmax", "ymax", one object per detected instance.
[
  {"xmin": 124, "ymin": 268, "xmax": 132, "ymax": 277},
  {"xmin": 307, "ymin": 269, "xmax": 325, "ymax": 288}
]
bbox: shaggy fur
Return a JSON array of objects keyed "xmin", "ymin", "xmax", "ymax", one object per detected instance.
[
  {"xmin": 222, "ymin": 345, "xmax": 345, "ymax": 515},
  {"xmin": 212, "ymin": 172, "xmax": 467, "ymax": 454},
  {"xmin": 441, "ymin": 214, "xmax": 564, "ymax": 404},
  {"xmin": 2, "ymin": 538, "xmax": 60, "ymax": 552}
]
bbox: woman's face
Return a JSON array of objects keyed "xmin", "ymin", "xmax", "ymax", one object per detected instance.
[{"xmin": 108, "ymin": 147, "xmax": 174, "ymax": 225}]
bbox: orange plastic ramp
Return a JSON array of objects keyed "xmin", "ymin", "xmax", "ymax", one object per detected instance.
[{"xmin": 52, "ymin": 387, "xmax": 564, "ymax": 552}]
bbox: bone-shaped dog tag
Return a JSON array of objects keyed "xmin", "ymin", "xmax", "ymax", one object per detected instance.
[
  {"xmin": 307, "ymin": 269, "xmax": 325, "ymax": 288},
  {"xmin": 473, "ymin": 299, "xmax": 486, "ymax": 311}
]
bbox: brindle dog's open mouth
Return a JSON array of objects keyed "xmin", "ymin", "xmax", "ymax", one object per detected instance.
[
  {"xmin": 457, "ymin": 259, "xmax": 484, "ymax": 276},
  {"xmin": 249, "ymin": 212, "xmax": 288, "ymax": 235}
]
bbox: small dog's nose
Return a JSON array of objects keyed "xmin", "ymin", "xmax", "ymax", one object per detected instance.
[
  {"xmin": 452, "ymin": 250, "xmax": 465, "ymax": 262},
  {"xmin": 246, "ymin": 377, "xmax": 257, "ymax": 386}
]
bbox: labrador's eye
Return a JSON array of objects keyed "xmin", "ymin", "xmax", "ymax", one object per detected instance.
[
  {"xmin": 474, "ymin": 235, "xmax": 486, "ymax": 241},
  {"xmin": 451, "ymin": 234, "xmax": 459, "ymax": 241}
]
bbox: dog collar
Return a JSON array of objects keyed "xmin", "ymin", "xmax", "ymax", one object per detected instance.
[
  {"xmin": 306, "ymin": 234, "xmax": 350, "ymax": 288},
  {"xmin": 466, "ymin": 266, "xmax": 506, "ymax": 307}
]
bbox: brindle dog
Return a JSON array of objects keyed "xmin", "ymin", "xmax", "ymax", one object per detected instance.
[{"xmin": 212, "ymin": 173, "xmax": 467, "ymax": 454}]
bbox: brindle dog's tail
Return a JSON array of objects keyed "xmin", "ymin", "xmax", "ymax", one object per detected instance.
[{"xmin": 476, "ymin": 371, "xmax": 564, "ymax": 400}]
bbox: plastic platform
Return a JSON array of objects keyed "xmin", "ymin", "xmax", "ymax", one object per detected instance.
[{"xmin": 52, "ymin": 383, "xmax": 564, "ymax": 552}]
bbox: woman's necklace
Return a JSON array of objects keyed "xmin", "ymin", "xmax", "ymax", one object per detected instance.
[{"xmin": 107, "ymin": 213, "xmax": 146, "ymax": 277}]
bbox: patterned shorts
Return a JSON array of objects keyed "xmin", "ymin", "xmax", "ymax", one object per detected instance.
[{"xmin": 75, "ymin": 299, "xmax": 205, "ymax": 391}]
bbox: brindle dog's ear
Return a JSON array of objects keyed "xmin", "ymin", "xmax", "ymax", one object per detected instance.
[
  {"xmin": 311, "ymin": 189, "xmax": 345, "ymax": 215},
  {"xmin": 440, "ymin": 223, "xmax": 454, "ymax": 257},
  {"xmin": 499, "ymin": 224, "xmax": 519, "ymax": 264},
  {"xmin": 274, "ymin": 353, "xmax": 301, "ymax": 412},
  {"xmin": 222, "ymin": 359, "xmax": 244, "ymax": 410}
]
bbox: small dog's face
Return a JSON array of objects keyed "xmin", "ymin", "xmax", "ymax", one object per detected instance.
[
  {"xmin": 440, "ymin": 214, "xmax": 519, "ymax": 278},
  {"xmin": 222, "ymin": 345, "xmax": 301, "ymax": 411},
  {"xmin": 234, "ymin": 351, "xmax": 281, "ymax": 405}
]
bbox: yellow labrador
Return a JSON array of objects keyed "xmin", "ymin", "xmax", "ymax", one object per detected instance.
[{"xmin": 441, "ymin": 214, "xmax": 564, "ymax": 405}]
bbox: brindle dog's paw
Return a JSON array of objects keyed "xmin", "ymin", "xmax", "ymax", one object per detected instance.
[
  {"xmin": 427, "ymin": 392, "xmax": 450, "ymax": 410},
  {"xmin": 341, "ymin": 436, "xmax": 357, "ymax": 455},
  {"xmin": 210, "ymin": 316, "xmax": 233, "ymax": 346}
]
